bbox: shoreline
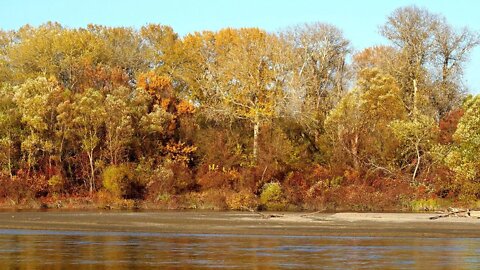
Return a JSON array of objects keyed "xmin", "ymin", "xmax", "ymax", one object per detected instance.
[{"xmin": 1, "ymin": 210, "xmax": 480, "ymax": 238}]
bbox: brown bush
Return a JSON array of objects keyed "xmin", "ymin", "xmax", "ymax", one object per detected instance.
[
  {"xmin": 197, "ymin": 167, "xmax": 242, "ymax": 191},
  {"xmin": 283, "ymin": 172, "xmax": 309, "ymax": 205},
  {"xmin": 225, "ymin": 189, "xmax": 258, "ymax": 210},
  {"xmin": 183, "ymin": 190, "xmax": 228, "ymax": 210},
  {"xmin": 194, "ymin": 127, "xmax": 244, "ymax": 170},
  {"xmin": 146, "ymin": 161, "xmax": 196, "ymax": 198},
  {"xmin": 0, "ymin": 172, "xmax": 49, "ymax": 204}
]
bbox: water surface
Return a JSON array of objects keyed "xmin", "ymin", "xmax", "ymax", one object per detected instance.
[
  {"xmin": 1, "ymin": 211, "xmax": 480, "ymax": 269},
  {"xmin": 0, "ymin": 228, "xmax": 479, "ymax": 269}
]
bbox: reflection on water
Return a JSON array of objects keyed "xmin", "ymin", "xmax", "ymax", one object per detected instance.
[{"xmin": 0, "ymin": 229, "xmax": 479, "ymax": 269}]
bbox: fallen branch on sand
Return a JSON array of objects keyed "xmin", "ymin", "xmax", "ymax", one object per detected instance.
[
  {"xmin": 240, "ymin": 207, "xmax": 284, "ymax": 219},
  {"xmin": 429, "ymin": 208, "xmax": 479, "ymax": 220},
  {"xmin": 254, "ymin": 212, "xmax": 284, "ymax": 219},
  {"xmin": 300, "ymin": 211, "xmax": 322, "ymax": 218}
]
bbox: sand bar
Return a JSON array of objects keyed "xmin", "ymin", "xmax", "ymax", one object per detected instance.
[{"xmin": 0, "ymin": 211, "xmax": 479, "ymax": 238}]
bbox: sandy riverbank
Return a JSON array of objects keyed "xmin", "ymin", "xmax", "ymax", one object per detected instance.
[{"xmin": 0, "ymin": 211, "xmax": 479, "ymax": 238}]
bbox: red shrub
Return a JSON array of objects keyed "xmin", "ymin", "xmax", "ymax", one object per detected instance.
[
  {"xmin": 0, "ymin": 171, "xmax": 50, "ymax": 204},
  {"xmin": 283, "ymin": 172, "xmax": 309, "ymax": 205},
  {"xmin": 197, "ymin": 168, "xmax": 242, "ymax": 191},
  {"xmin": 439, "ymin": 108, "xmax": 464, "ymax": 144}
]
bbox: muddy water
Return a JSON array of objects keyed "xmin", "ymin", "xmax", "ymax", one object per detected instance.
[{"xmin": 0, "ymin": 211, "xmax": 479, "ymax": 269}]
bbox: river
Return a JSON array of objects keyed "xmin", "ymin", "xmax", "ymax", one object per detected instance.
[{"xmin": 0, "ymin": 211, "xmax": 479, "ymax": 269}]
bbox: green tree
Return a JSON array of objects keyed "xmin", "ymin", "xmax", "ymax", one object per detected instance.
[
  {"xmin": 445, "ymin": 95, "xmax": 480, "ymax": 187},
  {"xmin": 390, "ymin": 114, "xmax": 438, "ymax": 183},
  {"xmin": 13, "ymin": 77, "xmax": 60, "ymax": 171},
  {"xmin": 71, "ymin": 88, "xmax": 106, "ymax": 193},
  {"xmin": 104, "ymin": 87, "xmax": 134, "ymax": 165},
  {"xmin": 0, "ymin": 84, "xmax": 21, "ymax": 178}
]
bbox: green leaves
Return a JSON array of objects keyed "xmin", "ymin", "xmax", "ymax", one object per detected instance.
[{"xmin": 445, "ymin": 95, "xmax": 480, "ymax": 182}]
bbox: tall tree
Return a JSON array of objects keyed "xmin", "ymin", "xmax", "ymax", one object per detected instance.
[
  {"xmin": 104, "ymin": 87, "xmax": 134, "ymax": 165},
  {"xmin": 381, "ymin": 6, "xmax": 479, "ymax": 119},
  {"xmin": 71, "ymin": 88, "xmax": 106, "ymax": 193},
  {"xmin": 281, "ymin": 23, "xmax": 351, "ymax": 113},
  {"xmin": 13, "ymin": 77, "xmax": 60, "ymax": 172},
  {"xmin": 0, "ymin": 84, "xmax": 21, "ymax": 178},
  {"xmin": 279, "ymin": 23, "xmax": 351, "ymax": 154},
  {"xmin": 445, "ymin": 95, "xmax": 480, "ymax": 189},
  {"xmin": 431, "ymin": 23, "xmax": 480, "ymax": 117},
  {"xmin": 184, "ymin": 28, "xmax": 284, "ymax": 161},
  {"xmin": 380, "ymin": 6, "xmax": 439, "ymax": 115},
  {"xmin": 325, "ymin": 69, "xmax": 406, "ymax": 172}
]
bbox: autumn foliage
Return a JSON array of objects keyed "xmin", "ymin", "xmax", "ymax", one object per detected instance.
[{"xmin": 0, "ymin": 6, "xmax": 480, "ymax": 211}]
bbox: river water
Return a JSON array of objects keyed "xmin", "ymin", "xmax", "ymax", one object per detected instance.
[{"xmin": 0, "ymin": 228, "xmax": 479, "ymax": 269}]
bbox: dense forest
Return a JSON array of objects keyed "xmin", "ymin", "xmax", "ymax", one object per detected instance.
[{"xmin": 0, "ymin": 6, "xmax": 479, "ymax": 211}]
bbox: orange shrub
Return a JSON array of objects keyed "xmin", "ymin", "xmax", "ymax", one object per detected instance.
[
  {"xmin": 197, "ymin": 166, "xmax": 243, "ymax": 191},
  {"xmin": 283, "ymin": 171, "xmax": 309, "ymax": 205}
]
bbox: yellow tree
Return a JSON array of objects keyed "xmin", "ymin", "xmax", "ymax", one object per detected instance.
[
  {"xmin": 443, "ymin": 95, "xmax": 480, "ymax": 199},
  {"xmin": 325, "ymin": 69, "xmax": 406, "ymax": 172},
  {"xmin": 0, "ymin": 30, "xmax": 12, "ymax": 82},
  {"xmin": 184, "ymin": 28, "xmax": 284, "ymax": 161},
  {"xmin": 140, "ymin": 24, "xmax": 184, "ymax": 80},
  {"xmin": 0, "ymin": 84, "xmax": 21, "ymax": 178}
]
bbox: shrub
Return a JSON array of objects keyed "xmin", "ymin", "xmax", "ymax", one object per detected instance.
[
  {"xmin": 142, "ymin": 159, "xmax": 196, "ymax": 202},
  {"xmin": 138, "ymin": 159, "xmax": 174, "ymax": 200},
  {"xmin": 260, "ymin": 182, "xmax": 286, "ymax": 210},
  {"xmin": 183, "ymin": 190, "xmax": 228, "ymax": 210},
  {"xmin": 48, "ymin": 175, "xmax": 65, "ymax": 193},
  {"xmin": 95, "ymin": 189, "xmax": 118, "ymax": 206},
  {"xmin": 0, "ymin": 172, "xmax": 49, "ymax": 205},
  {"xmin": 225, "ymin": 189, "xmax": 258, "ymax": 210},
  {"xmin": 409, "ymin": 198, "xmax": 445, "ymax": 212},
  {"xmin": 197, "ymin": 166, "xmax": 243, "ymax": 191},
  {"xmin": 167, "ymin": 162, "xmax": 196, "ymax": 194},
  {"xmin": 283, "ymin": 172, "xmax": 309, "ymax": 205},
  {"xmin": 101, "ymin": 164, "xmax": 138, "ymax": 199}
]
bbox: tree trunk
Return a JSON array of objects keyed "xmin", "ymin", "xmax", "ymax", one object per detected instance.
[
  {"xmin": 413, "ymin": 79, "xmax": 418, "ymax": 114},
  {"xmin": 253, "ymin": 116, "xmax": 260, "ymax": 162},
  {"xmin": 412, "ymin": 139, "xmax": 421, "ymax": 183},
  {"xmin": 351, "ymin": 133, "xmax": 360, "ymax": 171},
  {"xmin": 7, "ymin": 141, "xmax": 12, "ymax": 180},
  {"xmin": 88, "ymin": 150, "xmax": 95, "ymax": 194}
]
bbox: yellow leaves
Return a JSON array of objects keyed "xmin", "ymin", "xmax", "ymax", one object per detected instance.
[
  {"xmin": 160, "ymin": 98, "xmax": 172, "ymax": 111},
  {"xmin": 137, "ymin": 71, "xmax": 196, "ymax": 118},
  {"xmin": 165, "ymin": 141, "xmax": 197, "ymax": 164},
  {"xmin": 357, "ymin": 68, "xmax": 406, "ymax": 122},
  {"xmin": 216, "ymin": 28, "xmax": 239, "ymax": 46},
  {"xmin": 140, "ymin": 24, "xmax": 177, "ymax": 44},
  {"xmin": 176, "ymin": 99, "xmax": 195, "ymax": 115},
  {"xmin": 137, "ymin": 71, "xmax": 173, "ymax": 101}
]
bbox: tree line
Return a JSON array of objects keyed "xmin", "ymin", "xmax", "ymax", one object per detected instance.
[{"xmin": 0, "ymin": 6, "xmax": 479, "ymax": 210}]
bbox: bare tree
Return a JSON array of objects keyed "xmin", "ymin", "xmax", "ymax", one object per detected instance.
[{"xmin": 380, "ymin": 6, "xmax": 479, "ymax": 119}]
